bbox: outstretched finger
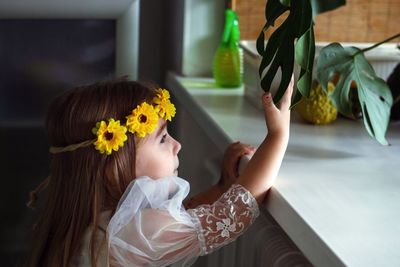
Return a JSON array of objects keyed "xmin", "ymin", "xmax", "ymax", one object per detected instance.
[{"xmin": 262, "ymin": 92, "xmax": 278, "ymax": 115}]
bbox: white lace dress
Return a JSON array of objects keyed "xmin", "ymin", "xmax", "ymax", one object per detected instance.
[{"xmin": 107, "ymin": 176, "xmax": 259, "ymax": 267}]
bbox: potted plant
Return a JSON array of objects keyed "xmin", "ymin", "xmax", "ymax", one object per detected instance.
[{"xmin": 256, "ymin": 0, "xmax": 399, "ymax": 145}]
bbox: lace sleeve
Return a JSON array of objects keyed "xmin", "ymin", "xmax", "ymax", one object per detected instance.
[
  {"xmin": 187, "ymin": 184, "xmax": 260, "ymax": 255},
  {"xmin": 107, "ymin": 177, "xmax": 259, "ymax": 266},
  {"xmin": 108, "ymin": 176, "xmax": 204, "ymax": 267}
]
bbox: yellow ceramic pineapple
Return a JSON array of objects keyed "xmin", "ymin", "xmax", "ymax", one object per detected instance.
[{"xmin": 295, "ymin": 82, "xmax": 337, "ymax": 125}]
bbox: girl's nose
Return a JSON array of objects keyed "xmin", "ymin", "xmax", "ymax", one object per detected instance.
[{"xmin": 173, "ymin": 138, "xmax": 181, "ymax": 155}]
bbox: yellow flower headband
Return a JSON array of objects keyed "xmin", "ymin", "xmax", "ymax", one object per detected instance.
[{"xmin": 49, "ymin": 88, "xmax": 176, "ymax": 155}]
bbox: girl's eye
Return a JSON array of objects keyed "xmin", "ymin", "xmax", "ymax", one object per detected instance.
[{"xmin": 160, "ymin": 134, "xmax": 167, "ymax": 144}]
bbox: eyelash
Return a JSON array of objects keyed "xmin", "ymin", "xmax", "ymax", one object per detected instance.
[{"xmin": 160, "ymin": 134, "xmax": 167, "ymax": 144}]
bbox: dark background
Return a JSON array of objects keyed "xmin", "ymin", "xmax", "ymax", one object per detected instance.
[
  {"xmin": 0, "ymin": 1, "xmax": 185, "ymax": 265},
  {"xmin": 0, "ymin": 19, "xmax": 116, "ymax": 265}
]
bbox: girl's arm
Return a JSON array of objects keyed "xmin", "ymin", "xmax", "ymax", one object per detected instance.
[
  {"xmin": 183, "ymin": 184, "xmax": 224, "ymax": 209},
  {"xmin": 183, "ymin": 142, "xmax": 255, "ymax": 209},
  {"xmin": 237, "ymin": 77, "xmax": 293, "ymax": 204},
  {"xmin": 184, "ymin": 77, "xmax": 293, "ymax": 208}
]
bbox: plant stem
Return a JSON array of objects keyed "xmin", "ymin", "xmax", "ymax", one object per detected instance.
[{"xmin": 354, "ymin": 33, "xmax": 400, "ymax": 56}]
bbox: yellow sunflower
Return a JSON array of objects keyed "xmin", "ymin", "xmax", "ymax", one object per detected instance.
[
  {"xmin": 154, "ymin": 88, "xmax": 170, "ymax": 102},
  {"xmin": 92, "ymin": 119, "xmax": 127, "ymax": 155},
  {"xmin": 155, "ymin": 99, "xmax": 176, "ymax": 121},
  {"xmin": 153, "ymin": 89, "xmax": 176, "ymax": 121},
  {"xmin": 126, "ymin": 102, "xmax": 159, "ymax": 137}
]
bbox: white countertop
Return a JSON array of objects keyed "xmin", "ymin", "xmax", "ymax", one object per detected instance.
[{"xmin": 167, "ymin": 74, "xmax": 400, "ymax": 267}]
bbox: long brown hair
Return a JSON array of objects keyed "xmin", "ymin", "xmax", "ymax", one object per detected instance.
[{"xmin": 24, "ymin": 79, "xmax": 157, "ymax": 267}]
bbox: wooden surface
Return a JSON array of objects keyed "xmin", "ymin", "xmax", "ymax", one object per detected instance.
[{"xmin": 237, "ymin": 0, "xmax": 400, "ymax": 43}]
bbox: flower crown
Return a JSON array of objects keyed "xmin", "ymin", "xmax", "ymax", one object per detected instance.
[{"xmin": 49, "ymin": 88, "xmax": 176, "ymax": 155}]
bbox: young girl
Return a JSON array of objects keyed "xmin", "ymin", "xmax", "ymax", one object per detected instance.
[{"xmin": 24, "ymin": 77, "xmax": 293, "ymax": 267}]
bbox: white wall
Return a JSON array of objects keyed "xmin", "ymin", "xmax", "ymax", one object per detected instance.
[
  {"xmin": 116, "ymin": 0, "xmax": 140, "ymax": 79},
  {"xmin": 182, "ymin": 0, "xmax": 225, "ymax": 77}
]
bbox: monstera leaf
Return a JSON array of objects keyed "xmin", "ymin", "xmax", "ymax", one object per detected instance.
[
  {"xmin": 257, "ymin": 0, "xmax": 345, "ymax": 105},
  {"xmin": 316, "ymin": 43, "xmax": 393, "ymax": 145},
  {"xmin": 295, "ymin": 22, "xmax": 314, "ymax": 102},
  {"xmin": 310, "ymin": 0, "xmax": 346, "ymax": 18},
  {"xmin": 258, "ymin": 0, "xmax": 396, "ymax": 145}
]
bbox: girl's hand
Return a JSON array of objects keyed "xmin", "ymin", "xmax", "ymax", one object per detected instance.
[
  {"xmin": 262, "ymin": 75, "xmax": 294, "ymax": 137},
  {"xmin": 220, "ymin": 142, "xmax": 256, "ymax": 189}
]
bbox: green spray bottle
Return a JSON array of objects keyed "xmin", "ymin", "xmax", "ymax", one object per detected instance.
[{"xmin": 213, "ymin": 9, "xmax": 243, "ymax": 88}]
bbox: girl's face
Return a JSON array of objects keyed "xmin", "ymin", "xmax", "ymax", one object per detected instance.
[{"xmin": 135, "ymin": 119, "xmax": 181, "ymax": 179}]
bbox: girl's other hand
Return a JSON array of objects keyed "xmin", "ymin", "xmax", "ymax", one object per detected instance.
[
  {"xmin": 220, "ymin": 142, "xmax": 256, "ymax": 189},
  {"xmin": 262, "ymin": 75, "xmax": 294, "ymax": 137}
]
